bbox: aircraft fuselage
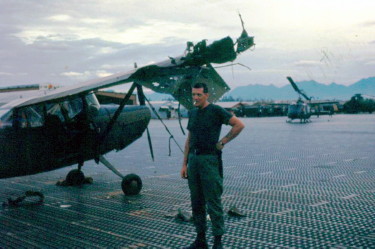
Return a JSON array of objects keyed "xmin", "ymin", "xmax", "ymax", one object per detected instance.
[
  {"xmin": 0, "ymin": 93, "xmax": 150, "ymax": 179},
  {"xmin": 287, "ymin": 102, "xmax": 311, "ymax": 122}
]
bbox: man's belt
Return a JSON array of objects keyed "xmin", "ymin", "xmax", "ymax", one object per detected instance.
[{"xmin": 190, "ymin": 147, "xmax": 217, "ymax": 155}]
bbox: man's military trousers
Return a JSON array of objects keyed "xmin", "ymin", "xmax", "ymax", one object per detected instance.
[{"xmin": 187, "ymin": 153, "xmax": 224, "ymax": 236}]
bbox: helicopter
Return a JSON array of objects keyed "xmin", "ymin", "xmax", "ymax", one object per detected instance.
[
  {"xmin": 0, "ymin": 22, "xmax": 254, "ymax": 197},
  {"xmin": 286, "ymin": 76, "xmax": 312, "ymax": 123}
]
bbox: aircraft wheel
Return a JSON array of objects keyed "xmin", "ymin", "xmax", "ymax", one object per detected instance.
[
  {"xmin": 66, "ymin": 169, "xmax": 85, "ymax": 186},
  {"xmin": 122, "ymin": 174, "xmax": 142, "ymax": 196}
]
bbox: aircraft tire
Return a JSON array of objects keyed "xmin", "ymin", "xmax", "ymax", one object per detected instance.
[
  {"xmin": 122, "ymin": 174, "xmax": 142, "ymax": 196},
  {"xmin": 66, "ymin": 169, "xmax": 85, "ymax": 186}
]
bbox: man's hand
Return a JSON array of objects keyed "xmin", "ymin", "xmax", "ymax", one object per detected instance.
[
  {"xmin": 181, "ymin": 164, "xmax": 188, "ymax": 179},
  {"xmin": 215, "ymin": 141, "xmax": 224, "ymax": 151},
  {"xmin": 219, "ymin": 116, "xmax": 245, "ymax": 147},
  {"xmin": 181, "ymin": 132, "xmax": 190, "ymax": 179}
]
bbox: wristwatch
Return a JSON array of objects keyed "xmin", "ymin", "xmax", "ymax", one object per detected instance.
[{"xmin": 220, "ymin": 141, "xmax": 225, "ymax": 146}]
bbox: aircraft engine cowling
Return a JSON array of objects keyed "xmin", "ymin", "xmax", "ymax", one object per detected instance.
[{"xmin": 94, "ymin": 105, "xmax": 151, "ymax": 153}]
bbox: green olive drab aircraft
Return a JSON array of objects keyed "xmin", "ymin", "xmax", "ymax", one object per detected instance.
[
  {"xmin": 286, "ymin": 76, "xmax": 313, "ymax": 123},
  {"xmin": 286, "ymin": 76, "xmax": 336, "ymax": 123},
  {"xmin": 0, "ymin": 24, "xmax": 254, "ymax": 196}
]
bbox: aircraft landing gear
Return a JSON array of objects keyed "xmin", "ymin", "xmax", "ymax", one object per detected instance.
[
  {"xmin": 121, "ymin": 174, "xmax": 142, "ymax": 196},
  {"xmin": 66, "ymin": 169, "xmax": 85, "ymax": 185},
  {"xmin": 99, "ymin": 155, "xmax": 142, "ymax": 196},
  {"xmin": 57, "ymin": 163, "xmax": 93, "ymax": 186}
]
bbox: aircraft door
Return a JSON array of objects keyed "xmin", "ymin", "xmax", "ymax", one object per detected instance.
[
  {"xmin": 50, "ymin": 96, "xmax": 98, "ymax": 165},
  {"xmin": 13, "ymin": 105, "xmax": 53, "ymax": 175},
  {"xmin": 44, "ymin": 102, "xmax": 69, "ymax": 160},
  {"xmin": 0, "ymin": 108, "xmax": 21, "ymax": 177}
]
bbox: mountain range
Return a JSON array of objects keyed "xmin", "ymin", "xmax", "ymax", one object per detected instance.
[{"xmin": 146, "ymin": 77, "xmax": 375, "ymax": 101}]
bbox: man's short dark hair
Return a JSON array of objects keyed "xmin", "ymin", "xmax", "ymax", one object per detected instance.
[{"xmin": 193, "ymin": 82, "xmax": 208, "ymax": 93}]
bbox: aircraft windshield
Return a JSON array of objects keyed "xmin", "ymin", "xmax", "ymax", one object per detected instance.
[
  {"xmin": 288, "ymin": 105, "xmax": 301, "ymax": 112},
  {"xmin": 61, "ymin": 97, "xmax": 83, "ymax": 120},
  {"xmin": 0, "ymin": 108, "xmax": 11, "ymax": 118},
  {"xmin": 46, "ymin": 103, "xmax": 65, "ymax": 122},
  {"xmin": 288, "ymin": 104, "xmax": 310, "ymax": 113},
  {"xmin": 5, "ymin": 93, "xmax": 100, "ymax": 129},
  {"xmin": 86, "ymin": 92, "xmax": 100, "ymax": 118},
  {"xmin": 46, "ymin": 97, "xmax": 84, "ymax": 123},
  {"xmin": 17, "ymin": 105, "xmax": 44, "ymax": 128},
  {"xmin": 0, "ymin": 108, "xmax": 13, "ymax": 128},
  {"xmin": 86, "ymin": 93, "xmax": 100, "ymax": 108}
]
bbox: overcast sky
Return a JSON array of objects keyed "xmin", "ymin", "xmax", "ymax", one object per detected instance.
[{"xmin": 0, "ymin": 0, "xmax": 374, "ymax": 90}]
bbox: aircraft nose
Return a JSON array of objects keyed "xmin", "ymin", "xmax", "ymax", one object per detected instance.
[
  {"xmin": 118, "ymin": 105, "xmax": 151, "ymax": 130},
  {"xmin": 96, "ymin": 105, "xmax": 151, "ymax": 152}
]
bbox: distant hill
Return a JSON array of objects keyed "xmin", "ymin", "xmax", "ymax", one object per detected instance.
[
  {"xmin": 145, "ymin": 77, "xmax": 375, "ymax": 101},
  {"xmin": 226, "ymin": 77, "xmax": 375, "ymax": 101}
]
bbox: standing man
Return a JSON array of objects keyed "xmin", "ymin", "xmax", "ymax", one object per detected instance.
[{"xmin": 181, "ymin": 83, "xmax": 245, "ymax": 249}]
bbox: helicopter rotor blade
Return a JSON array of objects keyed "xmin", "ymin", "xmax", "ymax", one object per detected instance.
[
  {"xmin": 300, "ymin": 92, "xmax": 311, "ymax": 101},
  {"xmin": 286, "ymin": 76, "xmax": 311, "ymax": 101},
  {"xmin": 286, "ymin": 76, "xmax": 301, "ymax": 94}
]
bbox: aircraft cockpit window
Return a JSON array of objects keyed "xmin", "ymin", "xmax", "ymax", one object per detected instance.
[
  {"xmin": 16, "ymin": 105, "xmax": 44, "ymax": 128},
  {"xmin": 85, "ymin": 93, "xmax": 100, "ymax": 118},
  {"xmin": 62, "ymin": 98, "xmax": 83, "ymax": 120},
  {"xmin": 0, "ymin": 108, "xmax": 13, "ymax": 128},
  {"xmin": 26, "ymin": 105, "xmax": 44, "ymax": 127},
  {"xmin": 85, "ymin": 93, "xmax": 100, "ymax": 109},
  {"xmin": 46, "ymin": 103, "xmax": 65, "ymax": 122}
]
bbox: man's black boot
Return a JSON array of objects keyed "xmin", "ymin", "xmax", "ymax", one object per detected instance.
[
  {"xmin": 212, "ymin": 235, "xmax": 223, "ymax": 249},
  {"xmin": 183, "ymin": 232, "xmax": 208, "ymax": 249}
]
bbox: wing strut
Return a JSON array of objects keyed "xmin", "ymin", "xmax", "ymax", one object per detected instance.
[
  {"xmin": 98, "ymin": 82, "xmax": 137, "ymax": 146},
  {"xmin": 177, "ymin": 102, "xmax": 186, "ymax": 135},
  {"xmin": 136, "ymin": 83, "xmax": 155, "ymax": 161},
  {"xmin": 144, "ymin": 96, "xmax": 184, "ymax": 155}
]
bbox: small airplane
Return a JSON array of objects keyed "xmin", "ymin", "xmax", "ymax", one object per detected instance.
[
  {"xmin": 0, "ymin": 21, "xmax": 254, "ymax": 196},
  {"xmin": 286, "ymin": 76, "xmax": 312, "ymax": 123}
]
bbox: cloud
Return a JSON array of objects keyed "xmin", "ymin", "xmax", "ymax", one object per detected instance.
[
  {"xmin": 362, "ymin": 21, "xmax": 375, "ymax": 27},
  {"xmin": 61, "ymin": 71, "xmax": 93, "ymax": 81},
  {"xmin": 294, "ymin": 60, "xmax": 324, "ymax": 67},
  {"xmin": 15, "ymin": 18, "xmax": 204, "ymax": 47},
  {"xmin": 95, "ymin": 70, "xmax": 112, "ymax": 78},
  {"xmin": 61, "ymin": 69, "xmax": 114, "ymax": 81},
  {"xmin": 100, "ymin": 63, "xmax": 133, "ymax": 70},
  {"xmin": 61, "ymin": 71, "xmax": 87, "ymax": 77},
  {"xmin": 0, "ymin": 72, "xmax": 12, "ymax": 76},
  {"xmin": 0, "ymin": 0, "xmax": 374, "ymax": 89},
  {"xmin": 47, "ymin": 15, "xmax": 72, "ymax": 22}
]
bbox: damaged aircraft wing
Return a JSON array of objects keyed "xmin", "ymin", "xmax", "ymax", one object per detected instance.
[{"xmin": 14, "ymin": 33, "xmax": 254, "ymax": 110}]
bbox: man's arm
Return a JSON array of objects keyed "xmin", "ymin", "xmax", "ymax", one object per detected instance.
[
  {"xmin": 181, "ymin": 132, "xmax": 191, "ymax": 179},
  {"xmin": 217, "ymin": 116, "xmax": 245, "ymax": 149}
]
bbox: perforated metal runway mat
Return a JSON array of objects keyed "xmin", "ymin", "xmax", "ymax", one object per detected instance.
[{"xmin": 1, "ymin": 114, "xmax": 374, "ymax": 248}]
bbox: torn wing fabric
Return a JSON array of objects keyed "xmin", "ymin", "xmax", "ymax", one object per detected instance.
[{"xmin": 130, "ymin": 63, "xmax": 229, "ymax": 110}]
